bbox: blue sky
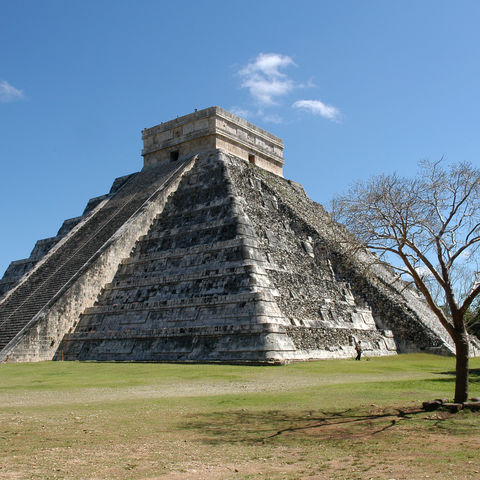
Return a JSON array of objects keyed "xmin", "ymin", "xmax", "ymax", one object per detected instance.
[{"xmin": 1, "ymin": 0, "xmax": 479, "ymax": 276}]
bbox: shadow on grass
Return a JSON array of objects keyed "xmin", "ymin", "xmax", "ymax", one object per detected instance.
[
  {"xmin": 179, "ymin": 407, "xmax": 443, "ymax": 445},
  {"xmin": 435, "ymin": 368, "xmax": 480, "ymax": 383}
]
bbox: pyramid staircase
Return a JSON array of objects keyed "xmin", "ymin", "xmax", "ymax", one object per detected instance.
[
  {"xmin": 56, "ymin": 153, "xmax": 293, "ymax": 362},
  {"xmin": 55, "ymin": 152, "xmax": 415, "ymax": 363},
  {"xmin": 0, "ymin": 157, "xmax": 196, "ymax": 361}
]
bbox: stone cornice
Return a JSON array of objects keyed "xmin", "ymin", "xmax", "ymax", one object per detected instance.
[
  {"xmin": 141, "ymin": 107, "xmax": 284, "ymax": 168},
  {"xmin": 142, "ymin": 106, "xmax": 283, "ymax": 146}
]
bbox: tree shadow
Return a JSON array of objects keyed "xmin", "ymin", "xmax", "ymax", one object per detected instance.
[
  {"xmin": 179, "ymin": 407, "xmax": 445, "ymax": 445},
  {"xmin": 435, "ymin": 368, "xmax": 480, "ymax": 383}
]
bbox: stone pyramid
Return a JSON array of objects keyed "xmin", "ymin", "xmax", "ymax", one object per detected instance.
[{"xmin": 0, "ymin": 107, "xmax": 460, "ymax": 363}]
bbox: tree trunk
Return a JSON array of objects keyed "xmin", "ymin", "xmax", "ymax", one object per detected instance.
[{"xmin": 453, "ymin": 330, "xmax": 469, "ymax": 404}]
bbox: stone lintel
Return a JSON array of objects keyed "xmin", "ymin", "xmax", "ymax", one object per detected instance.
[{"xmin": 141, "ymin": 106, "xmax": 284, "ymax": 177}]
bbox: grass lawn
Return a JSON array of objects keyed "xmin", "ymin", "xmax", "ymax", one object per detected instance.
[{"xmin": 0, "ymin": 354, "xmax": 479, "ymax": 480}]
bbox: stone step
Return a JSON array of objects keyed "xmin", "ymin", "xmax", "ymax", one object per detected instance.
[
  {"xmin": 72, "ymin": 311, "xmax": 280, "ymax": 335},
  {"xmin": 151, "ymin": 197, "xmax": 232, "ymax": 225},
  {"xmin": 96, "ymin": 282, "xmax": 274, "ymax": 309},
  {"xmin": 107, "ymin": 262, "xmax": 267, "ymax": 290},
  {"xmin": 133, "ymin": 223, "xmax": 240, "ymax": 254},
  {"xmin": 162, "ymin": 184, "xmax": 231, "ymax": 213},
  {"xmin": 113, "ymin": 257, "xmax": 255, "ymax": 284},
  {"xmin": 123, "ymin": 238, "xmax": 261, "ymax": 265},
  {"xmin": 135, "ymin": 216, "xmax": 251, "ymax": 243},
  {"xmin": 83, "ymin": 291, "xmax": 277, "ymax": 315},
  {"xmin": 117, "ymin": 250, "xmax": 252, "ymax": 278},
  {"xmin": 64, "ymin": 322, "xmax": 288, "ymax": 341}
]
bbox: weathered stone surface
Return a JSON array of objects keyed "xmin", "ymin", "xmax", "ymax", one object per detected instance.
[
  {"xmin": 142, "ymin": 107, "xmax": 284, "ymax": 177},
  {"xmin": 423, "ymin": 399, "xmax": 480, "ymax": 412},
  {"xmin": 422, "ymin": 400, "xmax": 443, "ymax": 411},
  {"xmin": 1, "ymin": 107, "xmax": 474, "ymax": 363},
  {"xmin": 462, "ymin": 401, "xmax": 480, "ymax": 411},
  {"xmin": 443, "ymin": 403, "xmax": 463, "ymax": 413}
]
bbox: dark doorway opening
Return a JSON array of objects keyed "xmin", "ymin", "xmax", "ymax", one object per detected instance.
[
  {"xmin": 248, "ymin": 154, "xmax": 255, "ymax": 165},
  {"xmin": 170, "ymin": 150, "xmax": 179, "ymax": 162}
]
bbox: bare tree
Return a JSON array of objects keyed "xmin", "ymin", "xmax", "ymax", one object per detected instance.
[{"xmin": 332, "ymin": 160, "xmax": 480, "ymax": 403}]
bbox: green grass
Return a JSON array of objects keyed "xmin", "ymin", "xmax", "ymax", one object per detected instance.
[
  {"xmin": 1, "ymin": 352, "xmax": 474, "ymax": 391},
  {"xmin": 0, "ymin": 354, "xmax": 479, "ymax": 480}
]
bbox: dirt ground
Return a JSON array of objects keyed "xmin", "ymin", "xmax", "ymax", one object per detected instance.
[
  {"xmin": 1, "ymin": 402, "xmax": 478, "ymax": 480},
  {"xmin": 1, "ymin": 359, "xmax": 479, "ymax": 480}
]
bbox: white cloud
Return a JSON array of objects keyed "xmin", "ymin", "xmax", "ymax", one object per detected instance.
[
  {"xmin": 0, "ymin": 80, "xmax": 24, "ymax": 102},
  {"xmin": 260, "ymin": 112, "xmax": 283, "ymax": 124},
  {"xmin": 229, "ymin": 106, "xmax": 251, "ymax": 118},
  {"xmin": 239, "ymin": 52, "xmax": 295, "ymax": 77},
  {"xmin": 292, "ymin": 99, "xmax": 340, "ymax": 121},
  {"xmin": 236, "ymin": 53, "xmax": 342, "ymax": 124},
  {"xmin": 242, "ymin": 76, "xmax": 293, "ymax": 105},
  {"xmin": 239, "ymin": 53, "xmax": 295, "ymax": 105}
]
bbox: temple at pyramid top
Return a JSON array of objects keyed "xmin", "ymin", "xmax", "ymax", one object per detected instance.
[{"xmin": 141, "ymin": 106, "xmax": 285, "ymax": 177}]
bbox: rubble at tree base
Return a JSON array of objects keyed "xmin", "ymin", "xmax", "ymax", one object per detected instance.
[{"xmin": 422, "ymin": 398, "xmax": 480, "ymax": 413}]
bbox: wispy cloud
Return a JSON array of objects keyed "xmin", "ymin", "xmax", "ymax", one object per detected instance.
[
  {"xmin": 292, "ymin": 99, "xmax": 341, "ymax": 122},
  {"xmin": 235, "ymin": 53, "xmax": 342, "ymax": 124},
  {"xmin": 239, "ymin": 53, "xmax": 295, "ymax": 105},
  {"xmin": 229, "ymin": 106, "xmax": 251, "ymax": 118},
  {"xmin": 0, "ymin": 80, "xmax": 24, "ymax": 103},
  {"xmin": 259, "ymin": 112, "xmax": 283, "ymax": 124},
  {"xmin": 240, "ymin": 53, "xmax": 295, "ymax": 77},
  {"xmin": 230, "ymin": 106, "xmax": 283, "ymax": 124}
]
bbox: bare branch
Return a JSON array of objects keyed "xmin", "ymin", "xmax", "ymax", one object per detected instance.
[{"xmin": 332, "ymin": 159, "xmax": 480, "ymax": 375}]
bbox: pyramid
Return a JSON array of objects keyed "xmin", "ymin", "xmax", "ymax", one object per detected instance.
[{"xmin": 0, "ymin": 107, "xmax": 467, "ymax": 364}]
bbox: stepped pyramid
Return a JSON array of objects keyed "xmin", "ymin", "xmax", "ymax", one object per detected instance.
[{"xmin": 0, "ymin": 107, "xmax": 462, "ymax": 363}]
